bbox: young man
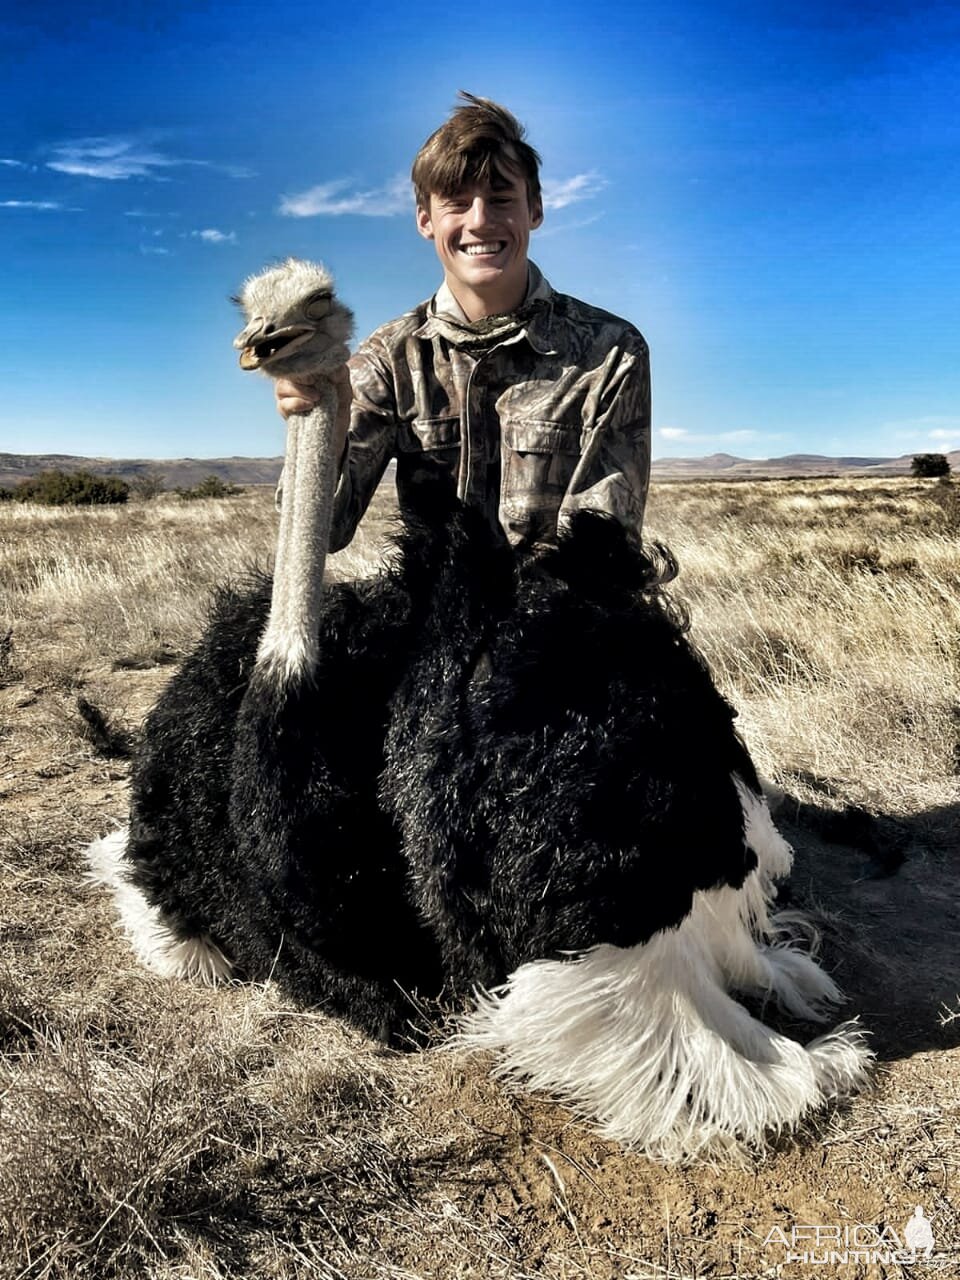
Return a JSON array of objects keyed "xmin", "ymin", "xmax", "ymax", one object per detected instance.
[{"xmin": 276, "ymin": 92, "xmax": 651, "ymax": 550}]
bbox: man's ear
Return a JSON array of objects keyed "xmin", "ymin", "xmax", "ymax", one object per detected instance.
[
  {"xmin": 416, "ymin": 203, "xmax": 435, "ymax": 241},
  {"xmin": 529, "ymin": 196, "xmax": 544, "ymax": 231}
]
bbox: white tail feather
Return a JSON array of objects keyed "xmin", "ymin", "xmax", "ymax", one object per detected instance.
[
  {"xmin": 451, "ymin": 775, "xmax": 872, "ymax": 1161},
  {"xmin": 85, "ymin": 829, "xmax": 233, "ymax": 985}
]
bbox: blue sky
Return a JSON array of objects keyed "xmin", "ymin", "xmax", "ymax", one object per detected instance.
[{"xmin": 2, "ymin": 0, "xmax": 958, "ymax": 461}]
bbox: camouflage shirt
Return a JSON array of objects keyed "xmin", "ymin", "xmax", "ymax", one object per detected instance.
[{"xmin": 328, "ymin": 262, "xmax": 651, "ymax": 550}]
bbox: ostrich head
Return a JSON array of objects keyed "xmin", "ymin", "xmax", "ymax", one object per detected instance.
[{"xmin": 233, "ymin": 257, "xmax": 354, "ymax": 378}]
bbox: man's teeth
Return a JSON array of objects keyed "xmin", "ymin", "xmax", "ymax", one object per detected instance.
[{"xmin": 461, "ymin": 242, "xmax": 504, "ymax": 256}]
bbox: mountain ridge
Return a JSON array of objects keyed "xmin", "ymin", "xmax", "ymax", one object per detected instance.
[
  {"xmin": 651, "ymin": 450, "xmax": 959, "ymax": 478},
  {"xmin": 0, "ymin": 448, "xmax": 956, "ymax": 490}
]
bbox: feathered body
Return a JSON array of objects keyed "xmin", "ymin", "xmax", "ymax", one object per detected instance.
[{"xmin": 381, "ymin": 503, "xmax": 761, "ymax": 988}]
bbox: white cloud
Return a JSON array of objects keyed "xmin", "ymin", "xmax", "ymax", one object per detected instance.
[
  {"xmin": 882, "ymin": 414, "xmax": 960, "ymax": 438},
  {"xmin": 49, "ymin": 138, "xmax": 181, "ymax": 180},
  {"xmin": 47, "ymin": 136, "xmax": 250, "ymax": 182},
  {"xmin": 537, "ymin": 212, "xmax": 604, "ymax": 239},
  {"xmin": 191, "ymin": 228, "xmax": 236, "ymax": 244},
  {"xmin": 927, "ymin": 429, "xmax": 959, "ymax": 450},
  {"xmin": 0, "ymin": 159, "xmax": 24, "ymax": 167},
  {"xmin": 540, "ymin": 171, "xmax": 607, "ymax": 210},
  {"xmin": 140, "ymin": 244, "xmax": 171, "ymax": 256},
  {"xmin": 655, "ymin": 427, "xmax": 774, "ymax": 447},
  {"xmin": 279, "ymin": 174, "xmax": 411, "ymax": 218},
  {"xmin": 0, "ymin": 199, "xmax": 68, "ymax": 210}
]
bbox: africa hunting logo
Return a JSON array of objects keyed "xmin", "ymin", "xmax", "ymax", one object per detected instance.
[{"xmin": 760, "ymin": 1205, "xmax": 938, "ymax": 1266}]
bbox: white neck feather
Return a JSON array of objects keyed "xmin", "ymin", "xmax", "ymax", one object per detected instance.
[{"xmin": 255, "ymin": 380, "xmax": 340, "ymax": 683}]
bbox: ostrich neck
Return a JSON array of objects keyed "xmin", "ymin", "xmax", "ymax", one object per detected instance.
[{"xmin": 255, "ymin": 379, "xmax": 340, "ymax": 683}]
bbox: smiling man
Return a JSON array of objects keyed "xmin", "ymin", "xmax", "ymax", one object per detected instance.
[{"xmin": 277, "ymin": 92, "xmax": 651, "ymax": 549}]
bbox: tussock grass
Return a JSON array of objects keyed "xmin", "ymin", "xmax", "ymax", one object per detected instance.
[
  {"xmin": 645, "ymin": 477, "xmax": 960, "ymax": 813},
  {"xmin": 0, "ymin": 490, "xmax": 393, "ymax": 686},
  {"xmin": 0, "ymin": 493, "xmax": 277, "ymax": 678},
  {"xmin": 0, "ymin": 475, "xmax": 957, "ymax": 1278}
]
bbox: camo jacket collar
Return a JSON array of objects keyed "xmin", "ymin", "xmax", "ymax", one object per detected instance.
[{"xmin": 412, "ymin": 262, "xmax": 558, "ymax": 355}]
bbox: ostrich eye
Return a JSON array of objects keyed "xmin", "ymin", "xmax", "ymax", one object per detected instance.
[{"xmin": 304, "ymin": 293, "xmax": 332, "ymax": 320}]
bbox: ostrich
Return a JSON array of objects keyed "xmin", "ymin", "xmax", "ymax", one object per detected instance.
[{"xmin": 89, "ymin": 258, "xmax": 871, "ymax": 1159}]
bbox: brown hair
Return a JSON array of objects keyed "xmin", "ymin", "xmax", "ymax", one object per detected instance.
[{"xmin": 412, "ymin": 91, "xmax": 542, "ymax": 211}]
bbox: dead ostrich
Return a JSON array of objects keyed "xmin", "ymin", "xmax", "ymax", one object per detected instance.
[{"xmin": 89, "ymin": 258, "xmax": 871, "ymax": 1160}]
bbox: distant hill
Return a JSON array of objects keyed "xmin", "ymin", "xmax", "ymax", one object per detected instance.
[
  {"xmin": 0, "ymin": 453, "xmax": 283, "ymax": 491},
  {"xmin": 651, "ymin": 450, "xmax": 960, "ymax": 478},
  {"xmin": 1, "ymin": 448, "xmax": 957, "ymax": 490}
]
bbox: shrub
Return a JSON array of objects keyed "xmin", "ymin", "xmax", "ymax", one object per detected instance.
[
  {"xmin": 926, "ymin": 478, "xmax": 960, "ymax": 534},
  {"xmin": 911, "ymin": 453, "xmax": 951, "ymax": 478},
  {"xmin": 129, "ymin": 470, "xmax": 166, "ymax": 500},
  {"xmin": 176, "ymin": 475, "xmax": 243, "ymax": 501},
  {"xmin": 15, "ymin": 470, "xmax": 130, "ymax": 505}
]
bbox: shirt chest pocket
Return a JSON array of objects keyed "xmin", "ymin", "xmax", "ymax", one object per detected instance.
[{"xmin": 500, "ymin": 419, "xmax": 584, "ymax": 510}]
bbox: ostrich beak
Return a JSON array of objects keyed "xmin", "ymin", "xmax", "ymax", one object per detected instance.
[
  {"xmin": 238, "ymin": 347, "xmax": 262, "ymax": 370},
  {"xmin": 233, "ymin": 323, "xmax": 315, "ymax": 370}
]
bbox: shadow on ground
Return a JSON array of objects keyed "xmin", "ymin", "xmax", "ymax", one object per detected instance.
[{"xmin": 779, "ymin": 799, "xmax": 960, "ymax": 1062}]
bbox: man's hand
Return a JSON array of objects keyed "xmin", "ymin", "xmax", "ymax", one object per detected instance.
[
  {"xmin": 276, "ymin": 365, "xmax": 352, "ymax": 456},
  {"xmin": 275, "ymin": 378, "xmax": 318, "ymax": 419}
]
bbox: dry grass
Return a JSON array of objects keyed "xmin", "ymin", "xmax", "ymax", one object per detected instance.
[
  {"xmin": 0, "ymin": 476, "xmax": 957, "ymax": 1279},
  {"xmin": 644, "ymin": 477, "xmax": 960, "ymax": 816},
  {"xmin": 0, "ymin": 492, "xmax": 278, "ymax": 681}
]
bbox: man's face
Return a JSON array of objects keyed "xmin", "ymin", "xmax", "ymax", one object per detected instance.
[{"xmin": 416, "ymin": 172, "xmax": 543, "ymax": 317}]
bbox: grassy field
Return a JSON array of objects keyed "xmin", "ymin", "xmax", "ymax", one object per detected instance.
[{"xmin": 0, "ymin": 475, "xmax": 958, "ymax": 1278}]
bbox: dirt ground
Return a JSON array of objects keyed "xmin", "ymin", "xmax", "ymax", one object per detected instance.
[
  {"xmin": 1, "ymin": 480, "xmax": 958, "ymax": 1278},
  {"xmin": 1, "ymin": 652, "xmax": 958, "ymax": 1280}
]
